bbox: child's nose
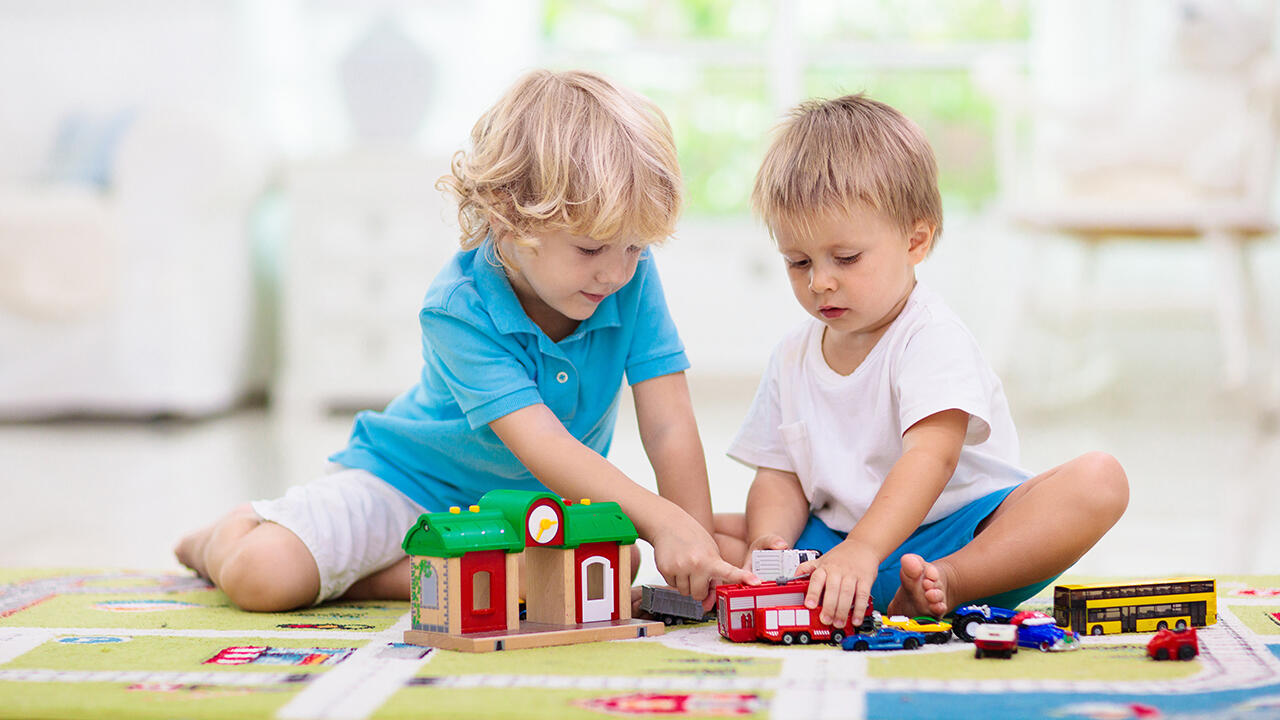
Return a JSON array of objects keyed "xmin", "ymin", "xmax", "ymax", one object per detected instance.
[
  {"xmin": 809, "ymin": 266, "xmax": 836, "ymax": 292},
  {"xmin": 597, "ymin": 258, "xmax": 628, "ymax": 286}
]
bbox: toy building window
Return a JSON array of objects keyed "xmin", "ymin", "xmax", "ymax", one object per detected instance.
[
  {"xmin": 419, "ymin": 562, "xmax": 439, "ymax": 609},
  {"xmin": 472, "ymin": 571, "xmax": 491, "ymax": 612},
  {"xmin": 586, "ymin": 563, "xmax": 605, "ymax": 601}
]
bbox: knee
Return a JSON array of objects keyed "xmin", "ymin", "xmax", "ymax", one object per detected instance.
[
  {"xmin": 218, "ymin": 541, "xmax": 318, "ymax": 612},
  {"xmin": 1075, "ymin": 451, "xmax": 1129, "ymax": 520}
]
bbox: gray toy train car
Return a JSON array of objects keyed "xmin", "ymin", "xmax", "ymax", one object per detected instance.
[{"xmin": 639, "ymin": 585, "xmax": 716, "ymax": 625}]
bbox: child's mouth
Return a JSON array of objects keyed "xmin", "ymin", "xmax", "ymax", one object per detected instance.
[
  {"xmin": 582, "ymin": 292, "xmax": 606, "ymax": 304},
  {"xmin": 819, "ymin": 306, "xmax": 846, "ymax": 319}
]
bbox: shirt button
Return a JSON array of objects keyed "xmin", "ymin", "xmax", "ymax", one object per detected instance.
[{"xmin": 556, "ymin": 371, "xmax": 569, "ymax": 384}]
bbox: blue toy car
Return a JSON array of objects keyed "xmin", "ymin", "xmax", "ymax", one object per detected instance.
[
  {"xmin": 840, "ymin": 627, "xmax": 927, "ymax": 652},
  {"xmin": 1011, "ymin": 611, "xmax": 1080, "ymax": 652},
  {"xmin": 951, "ymin": 603, "xmax": 1019, "ymax": 642}
]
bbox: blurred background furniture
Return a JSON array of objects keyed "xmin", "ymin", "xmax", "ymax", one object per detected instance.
[
  {"xmin": 276, "ymin": 148, "xmax": 455, "ymax": 421},
  {"xmin": 0, "ymin": 105, "xmax": 269, "ymax": 418},
  {"xmin": 982, "ymin": 0, "xmax": 1280, "ymax": 407}
]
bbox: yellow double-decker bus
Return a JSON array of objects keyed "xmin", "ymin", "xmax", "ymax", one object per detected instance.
[{"xmin": 1053, "ymin": 578, "xmax": 1216, "ymax": 635}]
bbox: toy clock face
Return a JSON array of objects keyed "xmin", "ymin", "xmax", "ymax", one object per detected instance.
[{"xmin": 526, "ymin": 502, "xmax": 562, "ymax": 545}]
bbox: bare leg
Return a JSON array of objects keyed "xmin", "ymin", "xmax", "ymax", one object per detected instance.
[
  {"xmin": 713, "ymin": 512, "xmax": 749, "ymax": 567},
  {"xmin": 174, "ymin": 503, "xmax": 320, "ymax": 612},
  {"xmin": 340, "ymin": 557, "xmax": 411, "ymax": 602},
  {"xmin": 887, "ymin": 452, "xmax": 1128, "ymax": 617}
]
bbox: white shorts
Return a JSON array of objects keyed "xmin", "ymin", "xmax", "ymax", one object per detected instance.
[{"xmin": 251, "ymin": 466, "xmax": 426, "ymax": 604}]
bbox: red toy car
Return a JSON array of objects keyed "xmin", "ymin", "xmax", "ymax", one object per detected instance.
[
  {"xmin": 972, "ymin": 624, "xmax": 1019, "ymax": 659},
  {"xmin": 715, "ymin": 579, "xmax": 871, "ymax": 645},
  {"xmin": 1147, "ymin": 627, "xmax": 1199, "ymax": 660}
]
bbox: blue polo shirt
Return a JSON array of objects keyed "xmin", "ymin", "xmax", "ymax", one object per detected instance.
[{"xmin": 329, "ymin": 240, "xmax": 690, "ymax": 513}]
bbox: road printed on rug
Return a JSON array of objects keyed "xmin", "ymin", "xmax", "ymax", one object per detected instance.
[{"xmin": 2, "ymin": 571, "xmax": 1280, "ymax": 719}]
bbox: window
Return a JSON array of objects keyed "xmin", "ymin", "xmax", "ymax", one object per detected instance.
[
  {"xmin": 540, "ymin": 0, "xmax": 1029, "ymax": 216},
  {"xmin": 587, "ymin": 562, "xmax": 605, "ymax": 601},
  {"xmin": 419, "ymin": 561, "xmax": 439, "ymax": 610},
  {"xmin": 472, "ymin": 571, "xmax": 491, "ymax": 612}
]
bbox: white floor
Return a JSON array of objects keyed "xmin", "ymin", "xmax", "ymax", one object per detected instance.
[{"xmin": 3, "ymin": 302, "xmax": 1278, "ymax": 587}]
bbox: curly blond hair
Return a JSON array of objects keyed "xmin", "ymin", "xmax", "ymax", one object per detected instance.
[
  {"xmin": 752, "ymin": 93, "xmax": 942, "ymax": 247},
  {"xmin": 439, "ymin": 69, "xmax": 683, "ymax": 251}
]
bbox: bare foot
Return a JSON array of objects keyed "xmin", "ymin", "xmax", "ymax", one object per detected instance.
[
  {"xmin": 885, "ymin": 553, "xmax": 952, "ymax": 618},
  {"xmin": 173, "ymin": 523, "xmax": 216, "ymax": 581}
]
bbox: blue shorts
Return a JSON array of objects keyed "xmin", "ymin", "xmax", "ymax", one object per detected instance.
[{"xmin": 794, "ymin": 484, "xmax": 1057, "ymax": 614}]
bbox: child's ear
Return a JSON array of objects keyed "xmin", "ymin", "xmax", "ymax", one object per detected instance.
[{"xmin": 906, "ymin": 221, "xmax": 936, "ymax": 263}]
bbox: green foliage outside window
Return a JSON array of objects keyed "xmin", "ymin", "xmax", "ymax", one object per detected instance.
[{"xmin": 541, "ymin": 0, "xmax": 1027, "ymax": 216}]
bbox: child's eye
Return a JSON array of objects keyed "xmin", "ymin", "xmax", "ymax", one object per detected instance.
[
  {"xmin": 836, "ymin": 253, "xmax": 862, "ymax": 265},
  {"xmin": 577, "ymin": 245, "xmax": 606, "ymax": 256},
  {"xmin": 785, "ymin": 258, "xmax": 810, "ymax": 269},
  {"xmin": 626, "ymin": 244, "xmax": 643, "ymax": 254}
]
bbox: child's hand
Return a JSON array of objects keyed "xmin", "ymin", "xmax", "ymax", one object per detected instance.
[
  {"xmin": 741, "ymin": 533, "xmax": 791, "ymax": 573},
  {"xmin": 653, "ymin": 515, "xmax": 759, "ymax": 610},
  {"xmin": 794, "ymin": 540, "xmax": 879, "ymax": 627}
]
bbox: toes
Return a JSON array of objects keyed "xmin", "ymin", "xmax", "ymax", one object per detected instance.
[{"xmin": 899, "ymin": 554, "xmax": 926, "ymax": 582}]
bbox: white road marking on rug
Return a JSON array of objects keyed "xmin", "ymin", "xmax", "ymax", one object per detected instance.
[
  {"xmin": 0, "ymin": 629, "xmax": 54, "ymax": 664},
  {"xmin": 647, "ymin": 624, "xmax": 871, "ymax": 720},
  {"xmin": 27, "ymin": 627, "xmax": 379, "ymax": 641},
  {"xmin": 0, "ymin": 669, "xmax": 303, "ymax": 686},
  {"xmin": 276, "ymin": 612, "xmax": 432, "ymax": 720}
]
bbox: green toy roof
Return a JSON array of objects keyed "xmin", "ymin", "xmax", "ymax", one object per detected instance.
[
  {"xmin": 401, "ymin": 508, "xmax": 523, "ymax": 558},
  {"xmin": 562, "ymin": 501, "xmax": 637, "ymax": 547}
]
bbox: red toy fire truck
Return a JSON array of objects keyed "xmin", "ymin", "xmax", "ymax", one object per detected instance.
[{"xmin": 715, "ymin": 579, "xmax": 870, "ymax": 645}]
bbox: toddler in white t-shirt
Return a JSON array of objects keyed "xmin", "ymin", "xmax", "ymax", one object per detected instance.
[{"xmin": 713, "ymin": 94, "xmax": 1129, "ymax": 628}]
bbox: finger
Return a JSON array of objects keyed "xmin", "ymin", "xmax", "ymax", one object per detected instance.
[
  {"xmin": 718, "ymin": 560, "xmax": 759, "ymax": 586},
  {"xmin": 793, "ymin": 560, "xmax": 815, "ymax": 578},
  {"xmin": 820, "ymin": 574, "xmax": 843, "ymax": 626},
  {"xmin": 675, "ymin": 574, "xmax": 692, "ymax": 599},
  {"xmin": 688, "ymin": 572, "xmax": 711, "ymax": 602},
  {"xmin": 852, "ymin": 587, "xmax": 872, "ymax": 627},
  {"xmin": 804, "ymin": 568, "xmax": 826, "ymax": 610},
  {"xmin": 833, "ymin": 575, "xmax": 856, "ymax": 628}
]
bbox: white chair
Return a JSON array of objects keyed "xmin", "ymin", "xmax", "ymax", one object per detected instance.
[{"xmin": 980, "ymin": 1, "xmax": 1279, "ymax": 409}]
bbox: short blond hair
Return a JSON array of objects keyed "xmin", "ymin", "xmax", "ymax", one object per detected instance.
[
  {"xmin": 439, "ymin": 69, "xmax": 683, "ymax": 249},
  {"xmin": 752, "ymin": 93, "xmax": 942, "ymax": 244}
]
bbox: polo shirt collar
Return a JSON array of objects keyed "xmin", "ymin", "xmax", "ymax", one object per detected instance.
[{"xmin": 473, "ymin": 239, "xmax": 622, "ymax": 349}]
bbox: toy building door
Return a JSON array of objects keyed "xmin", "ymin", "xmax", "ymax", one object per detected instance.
[{"xmin": 580, "ymin": 556, "xmax": 614, "ymax": 622}]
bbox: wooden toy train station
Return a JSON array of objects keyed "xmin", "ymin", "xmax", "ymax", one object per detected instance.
[{"xmin": 401, "ymin": 489, "xmax": 663, "ymax": 652}]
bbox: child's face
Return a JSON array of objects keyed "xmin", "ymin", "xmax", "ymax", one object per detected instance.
[
  {"xmin": 775, "ymin": 205, "xmax": 932, "ymax": 346},
  {"xmin": 503, "ymin": 229, "xmax": 645, "ymax": 337}
]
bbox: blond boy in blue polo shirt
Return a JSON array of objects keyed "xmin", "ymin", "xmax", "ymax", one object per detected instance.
[{"xmin": 176, "ymin": 70, "xmax": 753, "ymax": 612}]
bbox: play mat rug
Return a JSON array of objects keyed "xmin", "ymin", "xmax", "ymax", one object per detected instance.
[{"xmin": 1, "ymin": 569, "xmax": 1280, "ymax": 720}]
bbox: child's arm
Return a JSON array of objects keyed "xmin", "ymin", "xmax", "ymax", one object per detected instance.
[
  {"xmin": 741, "ymin": 467, "xmax": 811, "ymax": 565},
  {"xmin": 490, "ymin": 390, "xmax": 754, "ymax": 604},
  {"xmin": 795, "ymin": 408, "xmax": 969, "ymax": 626},
  {"xmin": 630, "ymin": 372, "xmax": 760, "ymax": 603}
]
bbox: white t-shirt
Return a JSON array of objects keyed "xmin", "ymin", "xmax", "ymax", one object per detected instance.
[{"xmin": 728, "ymin": 282, "xmax": 1028, "ymax": 532}]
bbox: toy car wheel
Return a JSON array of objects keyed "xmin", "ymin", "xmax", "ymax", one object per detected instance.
[
  {"xmin": 1176, "ymin": 620, "xmax": 1188, "ymax": 630},
  {"xmin": 974, "ymin": 648, "xmax": 984, "ymax": 659},
  {"xmin": 928, "ymin": 632, "xmax": 949, "ymax": 644},
  {"xmin": 831, "ymin": 631, "xmax": 845, "ymax": 644},
  {"xmin": 852, "ymin": 640, "xmax": 870, "ymax": 652},
  {"xmin": 1090, "ymin": 625, "xmax": 1104, "ymax": 636},
  {"xmin": 1155, "ymin": 648, "xmax": 1170, "ymax": 661},
  {"xmin": 954, "ymin": 614, "xmax": 984, "ymax": 642},
  {"xmin": 1039, "ymin": 641, "xmax": 1051, "ymax": 652},
  {"xmin": 782, "ymin": 633, "xmax": 795, "ymax": 645},
  {"xmin": 903, "ymin": 637, "xmax": 920, "ymax": 650},
  {"xmin": 797, "ymin": 632, "xmax": 811, "ymax": 645},
  {"xmin": 1178, "ymin": 645, "xmax": 1196, "ymax": 660}
]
